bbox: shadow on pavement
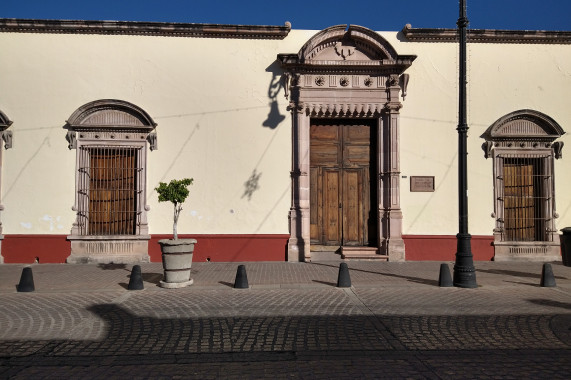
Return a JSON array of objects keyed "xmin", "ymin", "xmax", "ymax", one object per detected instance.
[
  {"xmin": 528, "ymin": 299, "xmax": 571, "ymax": 310},
  {"xmin": 477, "ymin": 268, "xmax": 568, "ymax": 280},
  {"xmin": 310, "ymin": 262, "xmax": 439, "ymax": 286},
  {"xmin": 2, "ymin": 303, "xmax": 570, "ymax": 378},
  {"xmin": 97, "ymin": 263, "xmax": 127, "ymax": 271}
]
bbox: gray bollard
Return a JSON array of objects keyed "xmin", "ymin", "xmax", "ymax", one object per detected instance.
[
  {"xmin": 17, "ymin": 267, "xmax": 35, "ymax": 292},
  {"xmin": 540, "ymin": 263, "xmax": 556, "ymax": 287},
  {"xmin": 337, "ymin": 262, "xmax": 351, "ymax": 288},
  {"xmin": 128, "ymin": 265, "xmax": 144, "ymax": 290},
  {"xmin": 234, "ymin": 265, "xmax": 249, "ymax": 289},
  {"xmin": 438, "ymin": 263, "xmax": 453, "ymax": 287}
]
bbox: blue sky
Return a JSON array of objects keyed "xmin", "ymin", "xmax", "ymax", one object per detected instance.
[{"xmin": 3, "ymin": 0, "xmax": 570, "ymax": 31}]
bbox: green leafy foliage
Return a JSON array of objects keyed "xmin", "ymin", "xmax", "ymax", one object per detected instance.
[
  {"xmin": 155, "ymin": 178, "xmax": 194, "ymax": 240},
  {"xmin": 155, "ymin": 178, "xmax": 194, "ymax": 205}
]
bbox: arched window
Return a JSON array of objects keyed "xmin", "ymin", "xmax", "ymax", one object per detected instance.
[
  {"xmin": 65, "ymin": 100, "xmax": 157, "ymax": 264},
  {"xmin": 482, "ymin": 109, "xmax": 564, "ymax": 261}
]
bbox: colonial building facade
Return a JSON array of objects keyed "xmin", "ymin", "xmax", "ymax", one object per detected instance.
[{"xmin": 0, "ymin": 19, "xmax": 569, "ymax": 263}]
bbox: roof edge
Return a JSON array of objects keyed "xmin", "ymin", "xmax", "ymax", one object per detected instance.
[
  {"xmin": 401, "ymin": 24, "xmax": 571, "ymax": 44},
  {"xmin": 0, "ymin": 18, "xmax": 291, "ymax": 40}
]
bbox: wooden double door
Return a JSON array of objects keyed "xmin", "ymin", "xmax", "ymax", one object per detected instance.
[{"xmin": 310, "ymin": 119, "xmax": 377, "ymax": 246}]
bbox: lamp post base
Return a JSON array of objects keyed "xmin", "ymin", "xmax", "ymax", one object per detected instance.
[{"xmin": 453, "ymin": 233, "xmax": 478, "ymax": 288}]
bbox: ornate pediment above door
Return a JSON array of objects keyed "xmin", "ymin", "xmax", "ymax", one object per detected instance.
[
  {"xmin": 278, "ymin": 25, "xmax": 416, "ymax": 117},
  {"xmin": 279, "ymin": 24, "xmax": 416, "ymax": 72}
]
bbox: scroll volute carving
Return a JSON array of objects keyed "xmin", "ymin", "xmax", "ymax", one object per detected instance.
[{"xmin": 0, "ymin": 110, "xmax": 13, "ymax": 150}]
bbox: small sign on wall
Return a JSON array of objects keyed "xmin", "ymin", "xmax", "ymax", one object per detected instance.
[{"xmin": 410, "ymin": 176, "xmax": 435, "ymax": 192}]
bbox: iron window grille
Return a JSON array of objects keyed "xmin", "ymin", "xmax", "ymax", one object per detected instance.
[
  {"xmin": 496, "ymin": 154, "xmax": 552, "ymax": 242},
  {"xmin": 77, "ymin": 145, "xmax": 143, "ymax": 236}
]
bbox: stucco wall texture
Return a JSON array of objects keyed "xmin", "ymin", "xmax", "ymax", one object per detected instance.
[{"xmin": 0, "ymin": 28, "xmax": 569, "ymax": 239}]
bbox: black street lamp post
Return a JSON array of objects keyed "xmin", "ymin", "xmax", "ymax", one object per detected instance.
[{"xmin": 453, "ymin": 0, "xmax": 478, "ymax": 288}]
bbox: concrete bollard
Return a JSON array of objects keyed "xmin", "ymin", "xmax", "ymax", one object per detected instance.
[
  {"xmin": 17, "ymin": 267, "xmax": 35, "ymax": 292},
  {"xmin": 540, "ymin": 263, "xmax": 556, "ymax": 287},
  {"xmin": 336, "ymin": 262, "xmax": 351, "ymax": 288},
  {"xmin": 234, "ymin": 265, "xmax": 249, "ymax": 289},
  {"xmin": 128, "ymin": 265, "xmax": 144, "ymax": 290},
  {"xmin": 438, "ymin": 263, "xmax": 453, "ymax": 287}
]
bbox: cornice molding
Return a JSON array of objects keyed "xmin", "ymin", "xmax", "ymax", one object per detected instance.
[
  {"xmin": 0, "ymin": 18, "xmax": 291, "ymax": 40},
  {"xmin": 401, "ymin": 24, "xmax": 571, "ymax": 44}
]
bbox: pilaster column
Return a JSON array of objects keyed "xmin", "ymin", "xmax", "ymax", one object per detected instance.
[
  {"xmin": 287, "ymin": 102, "xmax": 310, "ymax": 262},
  {"xmin": 0, "ymin": 118, "xmax": 13, "ymax": 264},
  {"xmin": 381, "ymin": 75, "xmax": 405, "ymax": 261}
]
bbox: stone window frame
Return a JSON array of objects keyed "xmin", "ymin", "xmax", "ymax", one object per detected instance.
[
  {"xmin": 0, "ymin": 109, "xmax": 13, "ymax": 264},
  {"xmin": 65, "ymin": 99, "xmax": 157, "ymax": 264},
  {"xmin": 482, "ymin": 109, "xmax": 564, "ymax": 261},
  {"xmin": 278, "ymin": 25, "xmax": 416, "ymax": 262}
]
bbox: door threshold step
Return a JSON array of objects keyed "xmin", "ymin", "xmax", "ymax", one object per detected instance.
[{"xmin": 341, "ymin": 246, "xmax": 388, "ymax": 261}]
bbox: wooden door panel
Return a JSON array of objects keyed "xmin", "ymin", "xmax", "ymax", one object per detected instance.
[
  {"xmin": 504, "ymin": 163, "xmax": 535, "ymax": 241},
  {"xmin": 310, "ymin": 124, "xmax": 339, "ymax": 140},
  {"xmin": 343, "ymin": 169, "xmax": 361, "ymax": 245},
  {"xmin": 310, "ymin": 167, "xmax": 319, "ymax": 242},
  {"xmin": 344, "ymin": 145, "xmax": 370, "ymax": 166},
  {"xmin": 345, "ymin": 124, "xmax": 371, "ymax": 142},
  {"xmin": 311, "ymin": 144, "xmax": 339, "ymax": 165},
  {"xmin": 324, "ymin": 169, "xmax": 341, "ymax": 244},
  {"xmin": 310, "ymin": 119, "xmax": 376, "ymax": 246}
]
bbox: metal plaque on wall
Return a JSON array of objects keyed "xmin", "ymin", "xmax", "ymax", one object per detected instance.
[{"xmin": 410, "ymin": 176, "xmax": 435, "ymax": 192}]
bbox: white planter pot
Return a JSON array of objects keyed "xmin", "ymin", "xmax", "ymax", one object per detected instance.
[{"xmin": 158, "ymin": 238, "xmax": 196, "ymax": 288}]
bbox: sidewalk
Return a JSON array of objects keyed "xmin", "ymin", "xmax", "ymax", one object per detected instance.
[{"xmin": 1, "ymin": 261, "xmax": 571, "ymax": 379}]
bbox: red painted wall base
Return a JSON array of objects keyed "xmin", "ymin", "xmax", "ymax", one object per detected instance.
[
  {"xmin": 1, "ymin": 234, "xmax": 494, "ymax": 264},
  {"xmin": 402, "ymin": 235, "xmax": 494, "ymax": 261},
  {"xmin": 1, "ymin": 234, "xmax": 289, "ymax": 264},
  {"xmin": 149, "ymin": 234, "xmax": 289, "ymax": 263}
]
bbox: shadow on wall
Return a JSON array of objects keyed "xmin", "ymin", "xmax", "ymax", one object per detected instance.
[{"xmin": 263, "ymin": 61, "xmax": 286, "ymax": 129}]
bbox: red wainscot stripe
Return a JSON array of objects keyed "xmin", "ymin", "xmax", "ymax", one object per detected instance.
[
  {"xmin": 403, "ymin": 235, "xmax": 494, "ymax": 261},
  {"xmin": 2, "ymin": 235, "xmax": 70, "ymax": 264},
  {"xmin": 149, "ymin": 234, "xmax": 289, "ymax": 262},
  {"xmin": 1, "ymin": 234, "xmax": 289, "ymax": 264},
  {"xmin": 1, "ymin": 234, "xmax": 493, "ymax": 263}
]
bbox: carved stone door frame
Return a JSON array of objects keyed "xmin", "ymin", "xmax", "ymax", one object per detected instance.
[{"xmin": 278, "ymin": 25, "xmax": 415, "ymax": 262}]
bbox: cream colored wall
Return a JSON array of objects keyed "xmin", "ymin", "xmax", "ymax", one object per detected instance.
[
  {"xmin": 0, "ymin": 31, "xmax": 308, "ymax": 235},
  {"xmin": 382, "ymin": 32, "xmax": 571, "ymax": 236},
  {"xmin": 0, "ymin": 28, "xmax": 569, "ymax": 237}
]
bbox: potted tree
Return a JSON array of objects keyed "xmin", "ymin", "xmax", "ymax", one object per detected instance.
[{"xmin": 155, "ymin": 178, "xmax": 196, "ymax": 288}]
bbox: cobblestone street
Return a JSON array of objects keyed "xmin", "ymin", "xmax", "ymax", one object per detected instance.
[{"xmin": 1, "ymin": 261, "xmax": 570, "ymax": 379}]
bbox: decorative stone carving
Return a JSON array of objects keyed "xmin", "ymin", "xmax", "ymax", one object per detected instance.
[
  {"xmin": 334, "ymin": 41, "xmax": 355, "ymax": 59},
  {"xmin": 482, "ymin": 141, "xmax": 493, "ymax": 158},
  {"xmin": 1, "ymin": 131, "xmax": 12, "ymax": 150},
  {"xmin": 278, "ymin": 25, "xmax": 416, "ymax": 262},
  {"xmin": 315, "ymin": 76, "xmax": 325, "ymax": 86},
  {"xmin": 283, "ymin": 72, "xmax": 291, "ymax": 99},
  {"xmin": 388, "ymin": 74, "xmax": 399, "ymax": 87},
  {"xmin": 147, "ymin": 132, "xmax": 158, "ymax": 151},
  {"xmin": 66, "ymin": 131, "xmax": 77, "ymax": 150},
  {"xmin": 553, "ymin": 141, "xmax": 564, "ymax": 159},
  {"xmin": 400, "ymin": 74, "xmax": 410, "ymax": 99}
]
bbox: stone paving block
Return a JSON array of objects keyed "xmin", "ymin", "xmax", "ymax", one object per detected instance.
[{"xmin": 1, "ymin": 261, "xmax": 571, "ymax": 378}]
